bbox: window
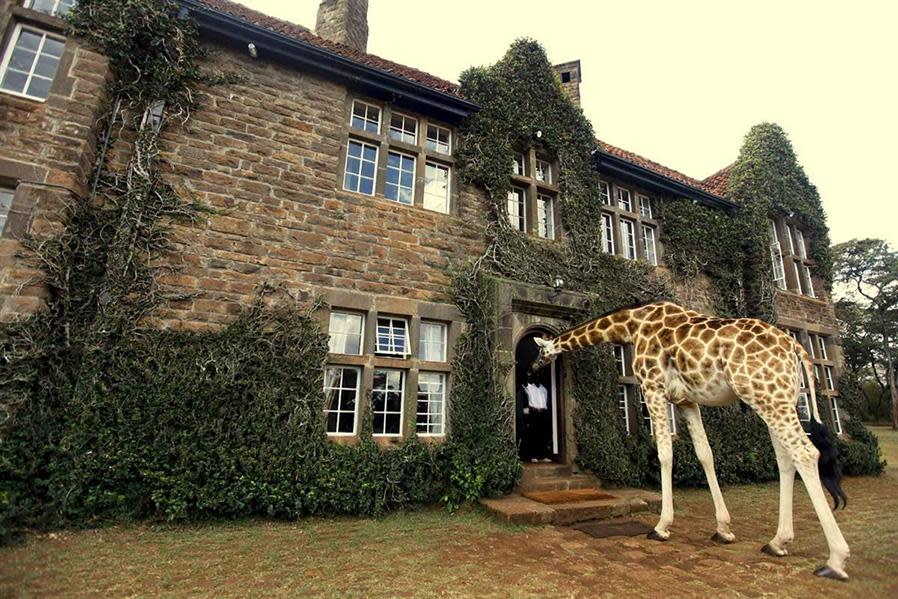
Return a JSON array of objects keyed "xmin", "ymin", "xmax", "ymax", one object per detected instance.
[
  {"xmin": 350, "ymin": 100, "xmax": 380, "ymax": 133},
  {"xmin": 0, "ymin": 186, "xmax": 13, "ymax": 235},
  {"xmin": 536, "ymin": 194, "xmax": 555, "ymax": 240},
  {"xmin": 389, "ymin": 112, "xmax": 417, "ymax": 144},
  {"xmin": 830, "ymin": 397, "xmax": 842, "ymax": 434},
  {"xmin": 419, "ymin": 321, "xmax": 447, "ymax": 362},
  {"xmin": 423, "ymin": 162, "xmax": 450, "ymax": 213},
  {"xmin": 535, "ymin": 159, "xmax": 553, "ymax": 184},
  {"xmin": 785, "ymin": 225, "xmax": 797, "ymax": 255},
  {"xmin": 328, "ymin": 311, "xmax": 364, "ymax": 355},
  {"xmin": 768, "ymin": 219, "xmax": 786, "ymax": 289},
  {"xmin": 385, "ymin": 151, "xmax": 415, "ymax": 205},
  {"xmin": 141, "ymin": 100, "xmax": 166, "ymax": 132},
  {"xmin": 324, "ymin": 367, "xmax": 360, "ymax": 435},
  {"xmin": 416, "ymin": 372, "xmax": 446, "ymax": 435},
  {"xmin": 620, "ymin": 219, "xmax": 636, "ymax": 260},
  {"xmin": 0, "ymin": 25, "xmax": 64, "ymax": 101},
  {"xmin": 795, "ymin": 229, "xmax": 807, "ymax": 259},
  {"xmin": 618, "ymin": 386, "xmax": 630, "ymax": 434},
  {"xmin": 642, "ymin": 225, "xmax": 658, "ymax": 266},
  {"xmin": 803, "ymin": 266, "xmax": 816, "ymax": 298},
  {"xmin": 598, "ymin": 181, "xmax": 611, "ymax": 206},
  {"xmin": 512, "ymin": 153, "xmax": 526, "ymax": 176},
  {"xmin": 792, "ymin": 261, "xmax": 805, "ymax": 294},
  {"xmin": 817, "ymin": 335, "xmax": 829, "ymax": 360},
  {"xmin": 343, "ymin": 140, "xmax": 378, "ymax": 195},
  {"xmin": 601, "ymin": 213, "xmax": 615, "ymax": 254},
  {"xmin": 25, "ymin": 0, "xmax": 75, "ymax": 18},
  {"xmin": 613, "ymin": 345, "xmax": 626, "ymax": 375},
  {"xmin": 638, "ymin": 195, "xmax": 653, "ymax": 219},
  {"xmin": 425, "ymin": 124, "xmax": 451, "ymax": 154},
  {"xmin": 507, "ymin": 187, "xmax": 526, "ymax": 231},
  {"xmin": 372, "ymin": 369, "xmax": 404, "ymax": 436},
  {"xmin": 376, "ymin": 317, "xmax": 409, "ymax": 356},
  {"xmin": 796, "ymin": 392, "xmax": 812, "ymax": 422},
  {"xmin": 616, "ymin": 187, "xmax": 632, "ymax": 212},
  {"xmin": 824, "ymin": 366, "xmax": 835, "ymax": 391}
]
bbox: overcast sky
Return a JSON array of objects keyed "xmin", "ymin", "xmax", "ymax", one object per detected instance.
[{"xmin": 241, "ymin": 0, "xmax": 897, "ymax": 249}]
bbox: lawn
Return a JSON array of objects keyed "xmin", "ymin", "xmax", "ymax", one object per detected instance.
[{"xmin": 2, "ymin": 428, "xmax": 897, "ymax": 598}]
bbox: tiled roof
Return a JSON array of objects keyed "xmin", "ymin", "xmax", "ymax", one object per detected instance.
[
  {"xmin": 194, "ymin": 0, "xmax": 462, "ymax": 98},
  {"xmin": 702, "ymin": 164, "xmax": 733, "ymax": 197},
  {"xmin": 596, "ymin": 139, "xmax": 724, "ymax": 198}
]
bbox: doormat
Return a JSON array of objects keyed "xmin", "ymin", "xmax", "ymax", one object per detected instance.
[
  {"xmin": 522, "ymin": 488, "xmax": 617, "ymax": 504},
  {"xmin": 570, "ymin": 519, "xmax": 654, "ymax": 539}
]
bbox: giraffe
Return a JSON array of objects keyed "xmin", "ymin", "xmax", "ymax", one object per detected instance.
[{"xmin": 528, "ymin": 300, "xmax": 851, "ymax": 581}]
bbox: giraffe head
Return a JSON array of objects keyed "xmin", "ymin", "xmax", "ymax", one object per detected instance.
[{"xmin": 528, "ymin": 336, "xmax": 561, "ymax": 377}]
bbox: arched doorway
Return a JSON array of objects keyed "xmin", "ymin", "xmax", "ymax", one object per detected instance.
[{"xmin": 515, "ymin": 330, "xmax": 562, "ymax": 463}]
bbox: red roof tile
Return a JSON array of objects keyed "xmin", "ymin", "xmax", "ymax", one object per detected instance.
[
  {"xmin": 701, "ymin": 164, "xmax": 733, "ymax": 197},
  {"xmin": 195, "ymin": 0, "xmax": 462, "ymax": 98},
  {"xmin": 596, "ymin": 139, "xmax": 724, "ymax": 198}
]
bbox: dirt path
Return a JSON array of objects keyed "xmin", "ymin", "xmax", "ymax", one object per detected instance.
[{"xmin": 2, "ymin": 427, "xmax": 897, "ymax": 598}]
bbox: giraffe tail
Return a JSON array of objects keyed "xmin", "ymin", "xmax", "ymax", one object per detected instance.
[{"xmin": 792, "ymin": 339, "xmax": 846, "ymax": 510}]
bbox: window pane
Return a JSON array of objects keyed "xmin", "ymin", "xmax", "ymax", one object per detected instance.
[
  {"xmin": 26, "ymin": 76, "xmax": 51, "ymax": 99},
  {"xmin": 324, "ymin": 367, "xmax": 360, "ymax": 435},
  {"xmin": 617, "ymin": 188, "xmax": 632, "ymax": 211},
  {"xmin": 426, "ymin": 124, "xmax": 450, "ymax": 153},
  {"xmin": 0, "ymin": 188, "xmax": 14, "ymax": 234},
  {"xmin": 420, "ymin": 322, "xmax": 447, "ymax": 361},
  {"xmin": 417, "ymin": 372, "xmax": 446, "ymax": 435},
  {"xmin": 385, "ymin": 152, "xmax": 415, "ymax": 205},
  {"xmin": 389, "ymin": 113, "xmax": 417, "ymax": 144},
  {"xmin": 343, "ymin": 141, "xmax": 377, "ymax": 195},
  {"xmin": 599, "ymin": 181, "xmax": 611, "ymax": 205},
  {"xmin": 376, "ymin": 318, "xmax": 409, "ymax": 355},
  {"xmin": 507, "ymin": 188, "xmax": 525, "ymax": 231},
  {"xmin": 328, "ymin": 312, "xmax": 364, "ymax": 355},
  {"xmin": 601, "ymin": 213, "xmax": 614, "ymax": 254},
  {"xmin": 512, "ymin": 153, "xmax": 526, "ymax": 176},
  {"xmin": 620, "ymin": 219, "xmax": 636, "ymax": 259},
  {"xmin": 1, "ymin": 28, "xmax": 63, "ymax": 100},
  {"xmin": 373, "ymin": 368, "xmax": 405, "ymax": 436},
  {"xmin": 639, "ymin": 195, "xmax": 653, "ymax": 219},
  {"xmin": 642, "ymin": 225, "xmax": 657, "ymax": 266},
  {"xmin": 537, "ymin": 194, "xmax": 554, "ymax": 239},
  {"xmin": 423, "ymin": 163, "xmax": 449, "ymax": 213}
]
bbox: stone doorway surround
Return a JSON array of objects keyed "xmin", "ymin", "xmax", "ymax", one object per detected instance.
[{"xmin": 494, "ymin": 277, "xmax": 591, "ymax": 467}]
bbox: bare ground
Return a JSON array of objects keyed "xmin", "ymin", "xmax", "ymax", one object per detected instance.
[{"xmin": 2, "ymin": 426, "xmax": 897, "ymax": 598}]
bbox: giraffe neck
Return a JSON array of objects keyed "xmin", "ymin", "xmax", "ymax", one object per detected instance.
[{"xmin": 554, "ymin": 312, "xmax": 634, "ymax": 352}]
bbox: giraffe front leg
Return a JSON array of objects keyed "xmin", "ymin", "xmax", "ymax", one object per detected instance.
[
  {"xmin": 762, "ymin": 430, "xmax": 795, "ymax": 557},
  {"xmin": 679, "ymin": 403, "xmax": 735, "ymax": 543},
  {"xmin": 643, "ymin": 388, "xmax": 674, "ymax": 541}
]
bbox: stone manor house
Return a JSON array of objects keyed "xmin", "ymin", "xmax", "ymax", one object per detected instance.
[{"xmin": 0, "ymin": 0, "xmax": 844, "ymax": 465}]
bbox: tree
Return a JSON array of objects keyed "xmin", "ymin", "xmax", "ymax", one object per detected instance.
[
  {"xmin": 833, "ymin": 239, "xmax": 898, "ymax": 428},
  {"xmin": 835, "ymin": 298, "xmax": 893, "ymax": 420}
]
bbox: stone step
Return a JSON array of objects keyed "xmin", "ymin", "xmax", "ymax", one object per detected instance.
[
  {"xmin": 480, "ymin": 488, "xmax": 661, "ymax": 527},
  {"xmin": 519, "ymin": 463, "xmax": 573, "ymax": 482},
  {"xmin": 516, "ymin": 474, "xmax": 599, "ymax": 493}
]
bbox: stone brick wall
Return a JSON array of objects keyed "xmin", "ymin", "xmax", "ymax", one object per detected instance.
[
  {"xmin": 315, "ymin": 0, "xmax": 368, "ymax": 53},
  {"xmin": 142, "ymin": 44, "xmax": 486, "ymax": 331},
  {"xmin": 0, "ymin": 0, "xmax": 110, "ymax": 321}
]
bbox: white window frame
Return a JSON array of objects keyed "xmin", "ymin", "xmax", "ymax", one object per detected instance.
[
  {"xmin": 423, "ymin": 162, "xmax": 450, "ymax": 214},
  {"xmin": 668, "ymin": 403, "xmax": 677, "ymax": 435},
  {"xmin": 785, "ymin": 225, "xmax": 797, "ymax": 255},
  {"xmin": 324, "ymin": 366, "xmax": 361, "ymax": 436},
  {"xmin": 768, "ymin": 219, "xmax": 786, "ymax": 289},
  {"xmin": 601, "ymin": 213, "xmax": 615, "ymax": 254},
  {"xmin": 638, "ymin": 194, "xmax": 653, "ymax": 219},
  {"xmin": 620, "ymin": 218, "xmax": 637, "ymax": 260},
  {"xmin": 384, "ymin": 150, "xmax": 416, "ymax": 206},
  {"xmin": 535, "ymin": 159, "xmax": 552, "ymax": 184},
  {"xmin": 0, "ymin": 24, "xmax": 65, "ymax": 102},
  {"xmin": 375, "ymin": 317, "xmax": 410, "ymax": 357},
  {"xmin": 24, "ymin": 0, "xmax": 75, "ymax": 18},
  {"xmin": 512, "ymin": 153, "xmax": 526, "ymax": 176},
  {"xmin": 618, "ymin": 385, "xmax": 631, "ymax": 434},
  {"xmin": 343, "ymin": 139, "xmax": 378, "ymax": 196},
  {"xmin": 328, "ymin": 311, "xmax": 365, "ymax": 356},
  {"xmin": 616, "ymin": 187, "xmax": 632, "ymax": 212},
  {"xmin": 613, "ymin": 344, "xmax": 626, "ymax": 376},
  {"xmin": 419, "ymin": 321, "xmax": 448, "ymax": 362},
  {"xmin": 389, "ymin": 111, "xmax": 418, "ymax": 144},
  {"xmin": 350, "ymin": 99, "xmax": 381, "ymax": 133},
  {"xmin": 140, "ymin": 99, "xmax": 166, "ymax": 132},
  {"xmin": 796, "ymin": 391, "xmax": 812, "ymax": 422},
  {"xmin": 795, "ymin": 228, "xmax": 807, "ymax": 258},
  {"xmin": 803, "ymin": 266, "xmax": 816, "ymax": 298},
  {"xmin": 425, "ymin": 123, "xmax": 451, "ymax": 154},
  {"xmin": 830, "ymin": 397, "xmax": 842, "ymax": 435},
  {"xmin": 641, "ymin": 225, "xmax": 658, "ymax": 266},
  {"xmin": 817, "ymin": 335, "xmax": 829, "ymax": 360},
  {"xmin": 507, "ymin": 187, "xmax": 526, "ymax": 231},
  {"xmin": 536, "ymin": 193, "xmax": 555, "ymax": 240},
  {"xmin": 598, "ymin": 180, "xmax": 611, "ymax": 206},
  {"xmin": 824, "ymin": 366, "xmax": 835, "ymax": 391},
  {"xmin": 0, "ymin": 186, "xmax": 14, "ymax": 235},
  {"xmin": 792, "ymin": 260, "xmax": 804, "ymax": 294},
  {"xmin": 416, "ymin": 372, "xmax": 446, "ymax": 436},
  {"xmin": 372, "ymin": 368, "xmax": 405, "ymax": 437}
]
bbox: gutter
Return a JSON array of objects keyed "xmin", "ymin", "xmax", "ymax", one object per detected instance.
[
  {"xmin": 177, "ymin": 0, "xmax": 480, "ymax": 124},
  {"xmin": 593, "ymin": 149, "xmax": 738, "ymax": 211}
]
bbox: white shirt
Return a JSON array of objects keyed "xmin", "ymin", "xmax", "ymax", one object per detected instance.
[{"xmin": 523, "ymin": 383, "xmax": 548, "ymax": 410}]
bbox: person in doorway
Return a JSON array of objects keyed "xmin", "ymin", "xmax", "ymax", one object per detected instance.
[{"xmin": 522, "ymin": 382, "xmax": 552, "ymax": 462}]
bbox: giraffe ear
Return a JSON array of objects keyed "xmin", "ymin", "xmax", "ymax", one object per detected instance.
[{"xmin": 534, "ymin": 336, "xmax": 550, "ymax": 348}]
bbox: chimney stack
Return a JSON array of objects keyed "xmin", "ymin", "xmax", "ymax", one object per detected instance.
[
  {"xmin": 553, "ymin": 60, "xmax": 582, "ymax": 107},
  {"xmin": 316, "ymin": 0, "xmax": 369, "ymax": 54}
]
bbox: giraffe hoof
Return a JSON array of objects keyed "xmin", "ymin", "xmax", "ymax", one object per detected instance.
[
  {"xmin": 813, "ymin": 566, "xmax": 849, "ymax": 581},
  {"xmin": 646, "ymin": 530, "xmax": 669, "ymax": 542},
  {"xmin": 761, "ymin": 543, "xmax": 788, "ymax": 557},
  {"xmin": 711, "ymin": 532, "xmax": 735, "ymax": 545}
]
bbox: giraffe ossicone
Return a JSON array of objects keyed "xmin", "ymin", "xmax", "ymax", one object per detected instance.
[{"xmin": 530, "ymin": 301, "xmax": 851, "ymax": 581}]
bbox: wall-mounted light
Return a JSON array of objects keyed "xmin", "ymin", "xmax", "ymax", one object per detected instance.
[
  {"xmin": 535, "ymin": 129, "xmax": 543, "ymax": 140},
  {"xmin": 247, "ymin": 43, "xmax": 258, "ymax": 58},
  {"xmin": 551, "ymin": 275, "xmax": 565, "ymax": 299}
]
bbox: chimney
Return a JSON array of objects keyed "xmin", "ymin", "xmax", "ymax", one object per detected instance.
[
  {"xmin": 553, "ymin": 60, "xmax": 582, "ymax": 107},
  {"xmin": 315, "ymin": 0, "xmax": 369, "ymax": 54}
]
